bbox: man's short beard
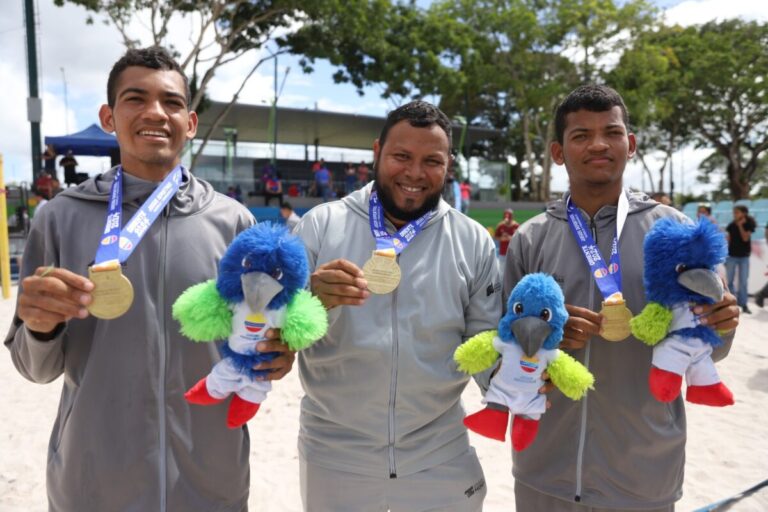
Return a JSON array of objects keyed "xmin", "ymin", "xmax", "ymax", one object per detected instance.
[{"xmin": 373, "ymin": 162, "xmax": 443, "ymax": 223}]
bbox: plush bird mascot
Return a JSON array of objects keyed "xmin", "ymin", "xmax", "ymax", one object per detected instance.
[
  {"xmin": 629, "ymin": 217, "xmax": 734, "ymax": 406},
  {"xmin": 454, "ymin": 273, "xmax": 594, "ymax": 451},
  {"xmin": 172, "ymin": 223, "xmax": 328, "ymax": 428}
]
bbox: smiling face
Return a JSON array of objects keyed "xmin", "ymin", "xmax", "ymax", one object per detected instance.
[
  {"xmin": 98, "ymin": 66, "xmax": 197, "ymax": 181},
  {"xmin": 551, "ymin": 106, "xmax": 636, "ymax": 203},
  {"xmin": 372, "ymin": 120, "xmax": 451, "ymax": 225}
]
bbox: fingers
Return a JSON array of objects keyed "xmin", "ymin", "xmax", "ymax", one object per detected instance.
[
  {"xmin": 311, "ymin": 258, "xmax": 370, "ymax": 309},
  {"xmin": 254, "ymin": 332, "xmax": 296, "ymax": 381},
  {"xmin": 18, "ymin": 267, "xmax": 94, "ymax": 334},
  {"xmin": 561, "ymin": 304, "xmax": 603, "ymax": 349},
  {"xmin": 694, "ymin": 292, "xmax": 740, "ymax": 333}
]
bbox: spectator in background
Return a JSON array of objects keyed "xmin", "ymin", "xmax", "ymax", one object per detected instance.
[
  {"xmin": 34, "ymin": 172, "xmax": 54, "ymax": 200},
  {"xmin": 264, "ymin": 170, "xmax": 284, "ymax": 206},
  {"xmin": 356, "ymin": 160, "xmax": 370, "ymax": 188},
  {"xmin": 280, "ymin": 201, "xmax": 301, "ymax": 231},
  {"xmin": 460, "ymin": 179, "xmax": 471, "ymax": 214},
  {"xmin": 755, "ymin": 221, "xmax": 768, "ymax": 308},
  {"xmin": 42, "ymin": 144, "xmax": 57, "ymax": 180},
  {"xmin": 443, "ymin": 170, "xmax": 461, "ymax": 209},
  {"xmin": 344, "ymin": 163, "xmax": 357, "ymax": 195},
  {"xmin": 725, "ymin": 205, "xmax": 756, "ymax": 313},
  {"xmin": 315, "ymin": 160, "xmax": 332, "ymax": 202},
  {"xmin": 697, "ymin": 203, "xmax": 717, "ymax": 224},
  {"xmin": 494, "ymin": 208, "xmax": 519, "ymax": 264},
  {"xmin": 60, "ymin": 150, "xmax": 79, "ymax": 187}
]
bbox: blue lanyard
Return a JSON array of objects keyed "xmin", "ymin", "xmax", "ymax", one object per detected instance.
[
  {"xmin": 94, "ymin": 165, "xmax": 183, "ymax": 265},
  {"xmin": 565, "ymin": 193, "xmax": 628, "ymax": 300},
  {"xmin": 368, "ymin": 190, "xmax": 433, "ymax": 255}
]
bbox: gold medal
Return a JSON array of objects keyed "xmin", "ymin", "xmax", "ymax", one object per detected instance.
[
  {"xmin": 599, "ymin": 298, "xmax": 633, "ymax": 342},
  {"xmin": 362, "ymin": 251, "xmax": 401, "ymax": 294},
  {"xmin": 87, "ymin": 261, "xmax": 134, "ymax": 319}
]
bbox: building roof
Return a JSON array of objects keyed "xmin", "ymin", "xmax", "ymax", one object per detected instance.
[{"xmin": 196, "ymin": 101, "xmax": 501, "ymax": 151}]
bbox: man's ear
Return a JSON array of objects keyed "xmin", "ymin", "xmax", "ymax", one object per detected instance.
[
  {"xmin": 627, "ymin": 132, "xmax": 637, "ymax": 159},
  {"xmin": 99, "ymin": 104, "xmax": 115, "ymax": 133},
  {"xmin": 373, "ymin": 138, "xmax": 381, "ymax": 162},
  {"xmin": 186, "ymin": 111, "xmax": 198, "ymax": 140},
  {"xmin": 551, "ymin": 141, "xmax": 564, "ymax": 166}
]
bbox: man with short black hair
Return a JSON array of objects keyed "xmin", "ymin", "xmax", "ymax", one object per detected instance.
[
  {"xmin": 505, "ymin": 84, "xmax": 740, "ymax": 511},
  {"xmin": 295, "ymin": 100, "xmax": 501, "ymax": 511},
  {"xmin": 5, "ymin": 46, "xmax": 294, "ymax": 511}
]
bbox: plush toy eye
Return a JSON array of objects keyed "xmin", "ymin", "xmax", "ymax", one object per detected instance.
[
  {"xmin": 241, "ymin": 256, "xmax": 251, "ymax": 269},
  {"xmin": 271, "ymin": 268, "xmax": 284, "ymax": 280},
  {"xmin": 675, "ymin": 263, "xmax": 687, "ymax": 273},
  {"xmin": 540, "ymin": 308, "xmax": 552, "ymax": 322},
  {"xmin": 513, "ymin": 302, "xmax": 523, "ymax": 314}
]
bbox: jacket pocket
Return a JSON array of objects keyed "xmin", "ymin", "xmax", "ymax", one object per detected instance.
[{"xmin": 52, "ymin": 387, "xmax": 77, "ymax": 453}]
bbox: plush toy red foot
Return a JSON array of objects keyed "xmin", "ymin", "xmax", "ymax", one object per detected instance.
[
  {"xmin": 464, "ymin": 407, "xmax": 509, "ymax": 441},
  {"xmin": 512, "ymin": 416, "xmax": 539, "ymax": 451},
  {"xmin": 648, "ymin": 367, "xmax": 683, "ymax": 402},
  {"xmin": 184, "ymin": 378, "xmax": 225, "ymax": 405},
  {"xmin": 227, "ymin": 395, "xmax": 261, "ymax": 429},
  {"xmin": 686, "ymin": 382, "xmax": 734, "ymax": 407}
]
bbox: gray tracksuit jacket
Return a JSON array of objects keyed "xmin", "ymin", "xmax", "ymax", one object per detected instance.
[
  {"xmin": 5, "ymin": 168, "xmax": 254, "ymax": 512},
  {"xmin": 504, "ymin": 191, "xmax": 734, "ymax": 509},
  {"xmin": 294, "ymin": 184, "xmax": 502, "ymax": 478}
]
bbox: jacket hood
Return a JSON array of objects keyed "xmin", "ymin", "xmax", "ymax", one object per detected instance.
[
  {"xmin": 545, "ymin": 189, "xmax": 659, "ymax": 229},
  {"xmin": 56, "ymin": 166, "xmax": 216, "ymax": 216},
  {"xmin": 340, "ymin": 182, "xmax": 452, "ymax": 229}
]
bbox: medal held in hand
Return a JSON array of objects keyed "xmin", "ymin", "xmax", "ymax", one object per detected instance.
[
  {"xmin": 88, "ymin": 165, "xmax": 182, "ymax": 319},
  {"xmin": 88, "ymin": 261, "xmax": 134, "ymax": 319},
  {"xmin": 362, "ymin": 251, "xmax": 402, "ymax": 295},
  {"xmin": 566, "ymin": 194, "xmax": 632, "ymax": 341},
  {"xmin": 600, "ymin": 294, "xmax": 633, "ymax": 342},
  {"xmin": 365, "ymin": 190, "xmax": 433, "ymax": 295}
]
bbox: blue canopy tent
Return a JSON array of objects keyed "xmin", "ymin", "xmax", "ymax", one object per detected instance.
[{"xmin": 45, "ymin": 123, "xmax": 119, "ymax": 156}]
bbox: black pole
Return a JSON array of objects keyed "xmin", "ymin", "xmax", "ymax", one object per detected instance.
[{"xmin": 24, "ymin": 0, "xmax": 42, "ymax": 181}]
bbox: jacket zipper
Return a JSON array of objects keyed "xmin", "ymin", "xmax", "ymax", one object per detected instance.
[
  {"xmin": 158, "ymin": 204, "xmax": 170, "ymax": 512},
  {"xmin": 388, "ymin": 256, "xmax": 400, "ymax": 479},
  {"xmin": 574, "ymin": 217, "xmax": 598, "ymax": 502}
]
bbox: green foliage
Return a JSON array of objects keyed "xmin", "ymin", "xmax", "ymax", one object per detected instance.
[
  {"xmin": 548, "ymin": 350, "xmax": 594, "ymax": 400},
  {"xmin": 172, "ymin": 280, "xmax": 232, "ymax": 342},
  {"xmin": 454, "ymin": 330, "xmax": 499, "ymax": 375},
  {"xmin": 629, "ymin": 302, "xmax": 673, "ymax": 346}
]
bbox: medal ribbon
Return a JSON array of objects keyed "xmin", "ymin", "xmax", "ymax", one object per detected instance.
[
  {"xmin": 565, "ymin": 191, "xmax": 629, "ymax": 300},
  {"xmin": 368, "ymin": 190, "xmax": 433, "ymax": 256},
  {"xmin": 94, "ymin": 165, "xmax": 183, "ymax": 266}
]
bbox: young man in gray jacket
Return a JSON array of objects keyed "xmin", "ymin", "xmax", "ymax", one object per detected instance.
[
  {"xmin": 5, "ymin": 47, "xmax": 294, "ymax": 512},
  {"xmin": 294, "ymin": 101, "xmax": 502, "ymax": 511},
  {"xmin": 504, "ymin": 85, "xmax": 741, "ymax": 511}
]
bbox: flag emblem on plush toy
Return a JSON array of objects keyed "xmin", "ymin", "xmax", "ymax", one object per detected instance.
[{"xmin": 519, "ymin": 357, "xmax": 539, "ymax": 373}]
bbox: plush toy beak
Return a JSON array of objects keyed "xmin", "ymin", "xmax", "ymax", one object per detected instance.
[
  {"xmin": 512, "ymin": 317, "xmax": 552, "ymax": 358},
  {"xmin": 677, "ymin": 268, "xmax": 724, "ymax": 302},
  {"xmin": 241, "ymin": 272, "xmax": 284, "ymax": 312}
]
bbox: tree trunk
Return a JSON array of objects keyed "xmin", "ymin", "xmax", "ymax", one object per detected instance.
[
  {"xmin": 522, "ymin": 112, "xmax": 539, "ymax": 200},
  {"xmin": 727, "ymin": 161, "xmax": 749, "ymax": 199}
]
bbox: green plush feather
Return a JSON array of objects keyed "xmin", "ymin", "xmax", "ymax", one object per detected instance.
[
  {"xmin": 172, "ymin": 280, "xmax": 232, "ymax": 342},
  {"xmin": 454, "ymin": 330, "xmax": 499, "ymax": 375},
  {"xmin": 548, "ymin": 351, "xmax": 595, "ymax": 400},
  {"xmin": 629, "ymin": 302, "xmax": 673, "ymax": 346},
  {"xmin": 282, "ymin": 290, "xmax": 328, "ymax": 351}
]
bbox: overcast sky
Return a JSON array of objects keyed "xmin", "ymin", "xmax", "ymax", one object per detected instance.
[{"xmin": 1, "ymin": 0, "xmax": 766, "ymax": 195}]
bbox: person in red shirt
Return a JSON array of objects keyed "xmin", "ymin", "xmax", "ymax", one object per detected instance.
[
  {"xmin": 495, "ymin": 208, "xmax": 519, "ymax": 262},
  {"xmin": 460, "ymin": 180, "xmax": 471, "ymax": 213}
]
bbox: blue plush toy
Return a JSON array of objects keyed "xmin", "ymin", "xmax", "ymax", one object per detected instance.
[
  {"xmin": 630, "ymin": 217, "xmax": 734, "ymax": 406},
  {"xmin": 454, "ymin": 273, "xmax": 594, "ymax": 451},
  {"xmin": 172, "ymin": 223, "xmax": 328, "ymax": 428}
]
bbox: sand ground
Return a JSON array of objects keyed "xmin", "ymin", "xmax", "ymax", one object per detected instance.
[{"xmin": 1, "ymin": 285, "xmax": 766, "ymax": 511}]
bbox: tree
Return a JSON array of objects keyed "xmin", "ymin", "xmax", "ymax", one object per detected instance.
[{"xmin": 56, "ymin": 0, "xmax": 306, "ymax": 169}]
